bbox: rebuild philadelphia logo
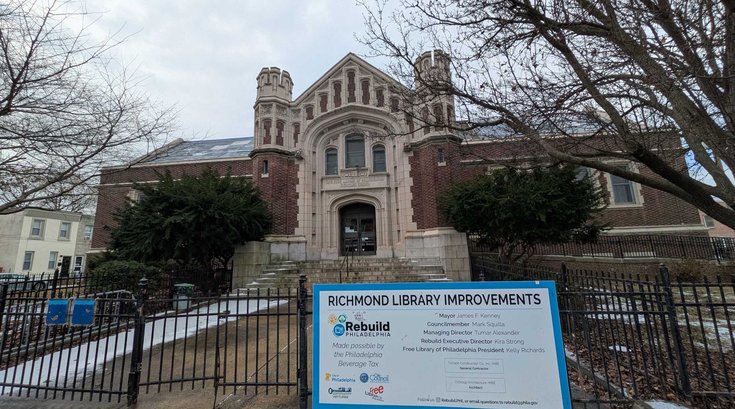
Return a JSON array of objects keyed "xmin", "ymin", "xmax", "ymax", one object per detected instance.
[
  {"xmin": 329, "ymin": 313, "xmax": 348, "ymax": 336},
  {"xmin": 328, "ymin": 313, "xmax": 391, "ymax": 337}
]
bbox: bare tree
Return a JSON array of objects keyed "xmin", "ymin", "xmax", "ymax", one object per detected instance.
[
  {"xmin": 0, "ymin": 0, "xmax": 175, "ymax": 214},
  {"xmin": 361, "ymin": 0, "xmax": 735, "ymax": 228}
]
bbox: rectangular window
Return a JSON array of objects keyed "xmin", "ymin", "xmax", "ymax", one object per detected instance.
[
  {"xmin": 437, "ymin": 148, "xmax": 446, "ymax": 164},
  {"xmin": 23, "ymin": 251, "xmax": 34, "ymax": 271},
  {"xmin": 48, "ymin": 251, "xmax": 58, "ymax": 270},
  {"xmin": 703, "ymin": 215, "xmax": 716, "ymax": 228},
  {"xmin": 59, "ymin": 222, "xmax": 71, "ymax": 239},
  {"xmin": 127, "ymin": 189, "xmax": 146, "ymax": 204},
  {"xmin": 30, "ymin": 219, "xmax": 45, "ymax": 238},
  {"xmin": 610, "ymin": 169, "xmax": 636, "ymax": 204},
  {"xmin": 261, "ymin": 160, "xmax": 269, "ymax": 176},
  {"xmin": 345, "ymin": 136, "xmax": 365, "ymax": 168},
  {"xmin": 373, "ymin": 146, "xmax": 386, "ymax": 172},
  {"xmin": 74, "ymin": 256, "xmax": 84, "ymax": 274},
  {"xmin": 326, "ymin": 149, "xmax": 338, "ymax": 175},
  {"xmin": 575, "ymin": 166, "xmax": 592, "ymax": 181},
  {"xmin": 84, "ymin": 225, "xmax": 93, "ymax": 241}
]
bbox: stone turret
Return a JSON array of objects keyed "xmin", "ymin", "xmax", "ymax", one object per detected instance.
[
  {"xmin": 414, "ymin": 50, "xmax": 452, "ymax": 88},
  {"xmin": 256, "ymin": 67, "xmax": 293, "ymax": 102},
  {"xmin": 411, "ymin": 50, "xmax": 456, "ymax": 138},
  {"xmin": 254, "ymin": 66, "xmax": 294, "ymax": 150}
]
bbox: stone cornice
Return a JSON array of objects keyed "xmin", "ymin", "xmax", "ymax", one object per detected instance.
[
  {"xmin": 249, "ymin": 147, "xmax": 301, "ymax": 159},
  {"xmin": 403, "ymin": 134, "xmax": 462, "ymax": 152}
]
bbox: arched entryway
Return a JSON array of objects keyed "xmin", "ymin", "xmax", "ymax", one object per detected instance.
[{"xmin": 340, "ymin": 203, "xmax": 376, "ymax": 256}]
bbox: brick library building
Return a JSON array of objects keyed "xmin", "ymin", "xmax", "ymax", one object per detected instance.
[{"xmin": 91, "ymin": 52, "xmax": 707, "ymax": 282}]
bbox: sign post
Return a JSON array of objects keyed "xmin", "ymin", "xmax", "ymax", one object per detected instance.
[{"xmin": 313, "ymin": 281, "xmax": 571, "ymax": 409}]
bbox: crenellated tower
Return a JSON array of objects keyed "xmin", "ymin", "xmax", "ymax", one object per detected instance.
[
  {"xmin": 251, "ymin": 67, "xmax": 299, "ymax": 236},
  {"xmin": 254, "ymin": 67, "xmax": 293, "ymax": 149},
  {"xmin": 412, "ymin": 50, "xmax": 456, "ymax": 138}
]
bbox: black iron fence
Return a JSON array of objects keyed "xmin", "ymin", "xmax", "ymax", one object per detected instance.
[
  {"xmin": 0, "ymin": 275, "xmax": 311, "ymax": 407},
  {"xmin": 472, "ymin": 255, "xmax": 735, "ymax": 408},
  {"xmin": 0, "ymin": 266, "xmax": 232, "ymax": 302},
  {"xmin": 469, "ymin": 234, "xmax": 735, "ymax": 262}
]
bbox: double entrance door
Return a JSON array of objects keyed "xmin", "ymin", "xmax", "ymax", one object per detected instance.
[{"xmin": 340, "ymin": 203, "xmax": 376, "ymax": 256}]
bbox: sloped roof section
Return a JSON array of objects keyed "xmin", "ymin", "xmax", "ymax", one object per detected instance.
[{"xmin": 142, "ymin": 137, "xmax": 254, "ymax": 164}]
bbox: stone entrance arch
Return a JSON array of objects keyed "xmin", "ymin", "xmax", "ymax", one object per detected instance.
[{"xmin": 340, "ymin": 203, "xmax": 376, "ymax": 256}]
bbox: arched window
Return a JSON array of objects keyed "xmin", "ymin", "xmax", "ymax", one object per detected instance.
[
  {"xmin": 325, "ymin": 148, "xmax": 338, "ymax": 175},
  {"xmin": 345, "ymin": 134, "xmax": 365, "ymax": 168},
  {"xmin": 263, "ymin": 119, "xmax": 272, "ymax": 144},
  {"xmin": 373, "ymin": 145, "xmax": 386, "ymax": 172}
]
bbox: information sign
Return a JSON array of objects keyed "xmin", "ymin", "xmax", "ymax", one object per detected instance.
[
  {"xmin": 71, "ymin": 299, "xmax": 96, "ymax": 326},
  {"xmin": 46, "ymin": 299, "xmax": 69, "ymax": 325},
  {"xmin": 313, "ymin": 281, "xmax": 571, "ymax": 409}
]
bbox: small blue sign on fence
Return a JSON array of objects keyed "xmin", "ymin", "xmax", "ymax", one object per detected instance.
[
  {"xmin": 71, "ymin": 299, "xmax": 96, "ymax": 326},
  {"xmin": 46, "ymin": 299, "xmax": 69, "ymax": 325}
]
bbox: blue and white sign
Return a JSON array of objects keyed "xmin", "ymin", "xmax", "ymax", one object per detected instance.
[
  {"xmin": 46, "ymin": 299, "xmax": 69, "ymax": 325},
  {"xmin": 313, "ymin": 281, "xmax": 571, "ymax": 409},
  {"xmin": 71, "ymin": 299, "xmax": 96, "ymax": 326}
]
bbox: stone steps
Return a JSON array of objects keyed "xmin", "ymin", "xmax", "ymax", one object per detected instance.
[{"xmin": 241, "ymin": 257, "xmax": 449, "ymax": 290}]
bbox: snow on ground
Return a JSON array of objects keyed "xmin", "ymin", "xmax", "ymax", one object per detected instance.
[
  {"xmin": 644, "ymin": 401, "xmax": 690, "ymax": 409},
  {"xmin": 0, "ymin": 297, "xmax": 284, "ymax": 396}
]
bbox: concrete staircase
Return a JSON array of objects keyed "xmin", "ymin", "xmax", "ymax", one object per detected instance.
[{"xmin": 241, "ymin": 257, "xmax": 450, "ymax": 290}]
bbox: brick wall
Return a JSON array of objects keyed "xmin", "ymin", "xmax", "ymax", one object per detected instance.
[
  {"xmin": 91, "ymin": 185, "xmax": 132, "ymax": 249},
  {"xmin": 597, "ymin": 166, "xmax": 702, "ymax": 228},
  {"xmin": 100, "ymin": 160, "xmax": 251, "ymax": 185},
  {"xmin": 92, "ymin": 159, "xmax": 252, "ymax": 250},
  {"xmin": 407, "ymin": 139, "xmax": 461, "ymax": 229},
  {"xmin": 449, "ymin": 139, "xmax": 703, "ymax": 231},
  {"xmin": 251, "ymin": 154, "xmax": 299, "ymax": 235}
]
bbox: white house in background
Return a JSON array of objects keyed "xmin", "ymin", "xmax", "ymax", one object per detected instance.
[{"xmin": 0, "ymin": 208, "xmax": 94, "ymax": 275}]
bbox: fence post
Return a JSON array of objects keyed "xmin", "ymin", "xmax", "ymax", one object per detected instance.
[
  {"xmin": 659, "ymin": 264, "xmax": 691, "ymax": 398},
  {"xmin": 127, "ymin": 277, "xmax": 148, "ymax": 406},
  {"xmin": 678, "ymin": 237, "xmax": 687, "ymax": 258},
  {"xmin": 50, "ymin": 268, "xmax": 60, "ymax": 298},
  {"xmin": 298, "ymin": 274, "xmax": 309, "ymax": 409},
  {"xmin": 559, "ymin": 263, "xmax": 571, "ymax": 332},
  {"xmin": 0, "ymin": 283, "xmax": 6, "ymax": 321},
  {"xmin": 0, "ymin": 284, "xmax": 7, "ymax": 354}
]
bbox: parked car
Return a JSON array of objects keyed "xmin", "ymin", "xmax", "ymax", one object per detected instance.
[{"xmin": 0, "ymin": 273, "xmax": 48, "ymax": 292}]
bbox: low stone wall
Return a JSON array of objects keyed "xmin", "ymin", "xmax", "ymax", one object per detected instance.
[
  {"xmin": 265, "ymin": 234, "xmax": 306, "ymax": 261},
  {"xmin": 300, "ymin": 264, "xmax": 445, "ymax": 285},
  {"xmin": 231, "ymin": 241, "xmax": 271, "ymax": 288},
  {"xmin": 405, "ymin": 228, "xmax": 470, "ymax": 281}
]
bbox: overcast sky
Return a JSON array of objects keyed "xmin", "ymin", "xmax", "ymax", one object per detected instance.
[{"xmin": 88, "ymin": 0, "xmax": 382, "ymax": 141}]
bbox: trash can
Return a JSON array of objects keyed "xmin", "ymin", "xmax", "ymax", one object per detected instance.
[{"xmin": 173, "ymin": 283, "xmax": 195, "ymax": 310}]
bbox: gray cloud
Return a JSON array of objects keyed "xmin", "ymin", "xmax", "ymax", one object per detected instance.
[{"xmin": 86, "ymin": 0, "xmax": 375, "ymax": 140}]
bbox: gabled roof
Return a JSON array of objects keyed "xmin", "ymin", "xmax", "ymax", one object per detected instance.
[
  {"xmin": 293, "ymin": 53, "xmax": 406, "ymax": 105},
  {"xmin": 141, "ymin": 137, "xmax": 254, "ymax": 165}
]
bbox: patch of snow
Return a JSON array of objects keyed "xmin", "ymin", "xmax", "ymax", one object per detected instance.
[{"xmin": 644, "ymin": 400, "xmax": 690, "ymax": 409}]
